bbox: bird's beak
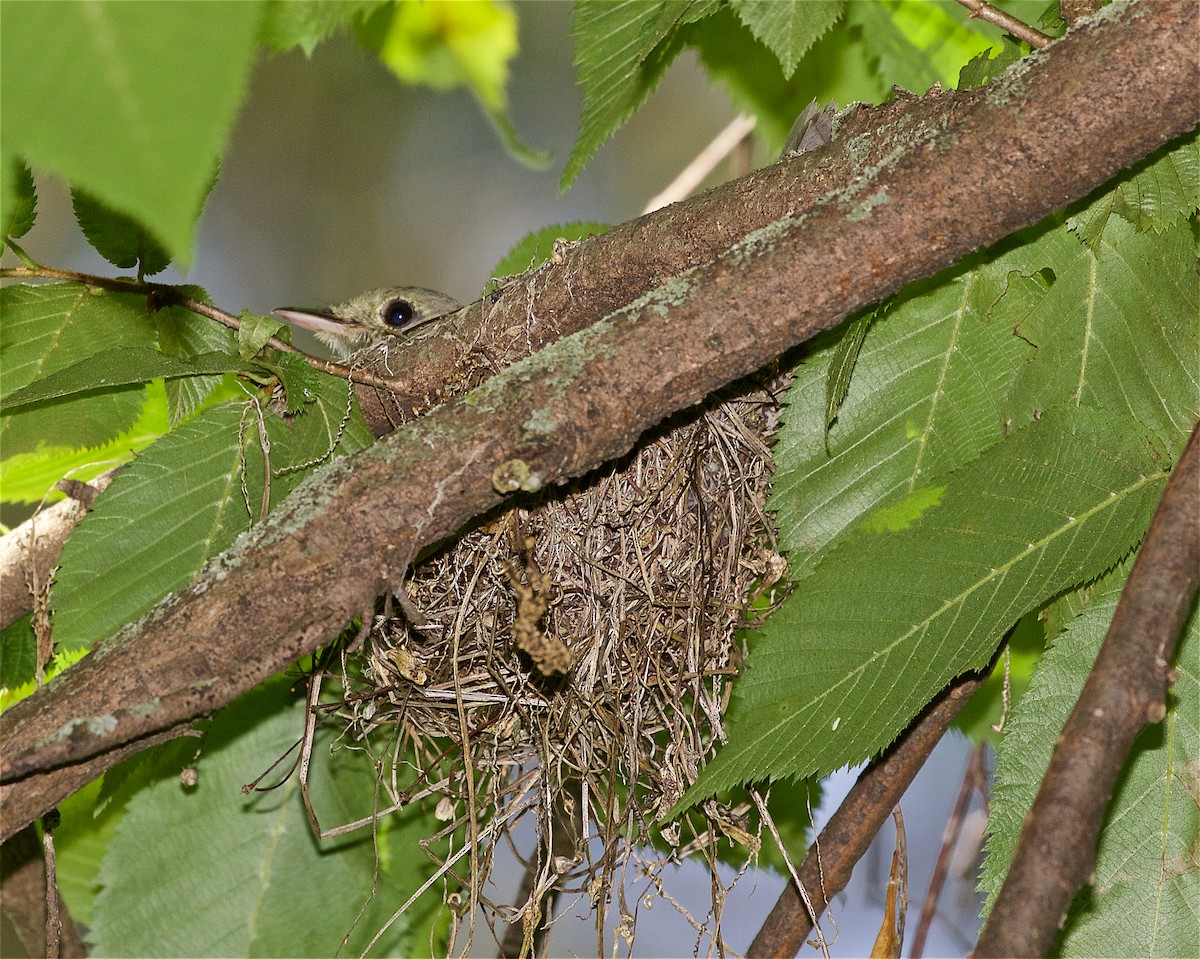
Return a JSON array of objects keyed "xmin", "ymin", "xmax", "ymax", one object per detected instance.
[{"xmin": 271, "ymin": 306, "xmax": 355, "ymax": 338}]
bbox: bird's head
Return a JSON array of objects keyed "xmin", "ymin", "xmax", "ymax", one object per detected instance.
[{"xmin": 273, "ymin": 286, "xmax": 462, "ymax": 358}]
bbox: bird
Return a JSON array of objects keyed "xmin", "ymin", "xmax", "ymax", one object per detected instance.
[{"xmin": 273, "ymin": 286, "xmax": 463, "ymax": 359}]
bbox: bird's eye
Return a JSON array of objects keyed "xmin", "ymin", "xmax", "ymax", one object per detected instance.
[{"xmin": 382, "ymin": 299, "xmax": 415, "ymax": 329}]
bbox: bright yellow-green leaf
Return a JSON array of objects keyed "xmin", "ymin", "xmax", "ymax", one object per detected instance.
[
  {"xmin": 0, "ymin": 383, "xmax": 170, "ymax": 506},
  {"xmin": 375, "ymin": 0, "xmax": 515, "ymax": 111}
]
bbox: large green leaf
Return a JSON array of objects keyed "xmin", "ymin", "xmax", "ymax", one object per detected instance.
[
  {"xmin": 729, "ymin": 0, "xmax": 842, "ymax": 79},
  {"xmin": 683, "ymin": 407, "xmax": 1169, "ymax": 802},
  {"xmin": 50, "ymin": 381, "xmax": 373, "ymax": 654},
  {"xmin": 1006, "ymin": 219, "xmax": 1199, "ymax": 452},
  {"xmin": 0, "ymin": 283, "xmax": 158, "ymax": 454},
  {"xmin": 769, "ymin": 238, "xmax": 1046, "ymax": 577},
  {"xmin": 89, "ymin": 677, "xmax": 432, "ymax": 957},
  {"xmin": 0, "ymin": 2, "xmax": 261, "ymax": 264},
  {"xmin": 980, "ymin": 571, "xmax": 1199, "ymax": 958}
]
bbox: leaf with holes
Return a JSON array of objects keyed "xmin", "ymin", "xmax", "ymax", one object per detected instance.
[{"xmin": 1007, "ymin": 218, "xmax": 1199, "ymax": 452}]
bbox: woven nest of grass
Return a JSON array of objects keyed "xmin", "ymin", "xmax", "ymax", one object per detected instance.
[{"xmin": 337, "ymin": 370, "xmax": 789, "ymax": 952}]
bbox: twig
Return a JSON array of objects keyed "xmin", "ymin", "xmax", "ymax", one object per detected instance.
[
  {"xmin": 953, "ymin": 0, "xmax": 1054, "ymax": 48},
  {"xmin": 41, "ymin": 811, "xmax": 61, "ymax": 958},
  {"xmin": 747, "ymin": 669, "xmax": 988, "ymax": 957},
  {"xmin": 642, "ymin": 113, "xmax": 757, "ymax": 214},
  {"xmin": 751, "ymin": 787, "xmax": 831, "ymax": 958},
  {"xmin": 910, "ymin": 742, "xmax": 987, "ymax": 957},
  {"xmin": 975, "ymin": 421, "xmax": 1200, "ymax": 956},
  {"xmin": 0, "ymin": 264, "xmax": 403, "ymax": 392},
  {"xmin": 0, "ymin": 824, "xmax": 86, "ymax": 958}
]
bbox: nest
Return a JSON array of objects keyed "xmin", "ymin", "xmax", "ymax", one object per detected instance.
[{"xmin": 332, "ymin": 370, "xmax": 789, "ymax": 955}]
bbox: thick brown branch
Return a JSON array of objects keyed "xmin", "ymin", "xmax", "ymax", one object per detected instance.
[
  {"xmin": 747, "ymin": 671, "xmax": 986, "ymax": 957},
  {"xmin": 0, "ymin": 1, "xmax": 1195, "ymax": 840},
  {"xmin": 975, "ymin": 421, "xmax": 1200, "ymax": 957}
]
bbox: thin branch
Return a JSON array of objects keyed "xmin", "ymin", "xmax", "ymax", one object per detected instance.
[
  {"xmin": 1, "ymin": 0, "xmax": 1195, "ymax": 839},
  {"xmin": 910, "ymin": 742, "xmax": 988, "ymax": 958},
  {"xmin": 641, "ymin": 113, "xmax": 757, "ymax": 214},
  {"xmin": 975, "ymin": 420, "xmax": 1200, "ymax": 957},
  {"xmin": 747, "ymin": 670, "xmax": 988, "ymax": 957},
  {"xmin": 953, "ymin": 0, "xmax": 1055, "ymax": 48},
  {"xmin": 0, "ymin": 264, "xmax": 402, "ymax": 393}
]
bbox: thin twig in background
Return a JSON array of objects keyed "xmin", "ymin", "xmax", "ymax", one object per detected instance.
[
  {"xmin": 954, "ymin": 0, "xmax": 1054, "ymax": 48},
  {"xmin": 747, "ymin": 669, "xmax": 989, "ymax": 957},
  {"xmin": 910, "ymin": 742, "xmax": 988, "ymax": 957},
  {"xmin": 642, "ymin": 113, "xmax": 757, "ymax": 214},
  {"xmin": 976, "ymin": 421, "xmax": 1200, "ymax": 956}
]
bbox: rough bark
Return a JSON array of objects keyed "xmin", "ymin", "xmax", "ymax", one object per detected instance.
[{"xmin": 1, "ymin": 0, "xmax": 1196, "ymax": 841}]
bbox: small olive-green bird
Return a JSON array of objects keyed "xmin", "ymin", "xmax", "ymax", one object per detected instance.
[{"xmin": 273, "ymin": 287, "xmax": 462, "ymax": 358}]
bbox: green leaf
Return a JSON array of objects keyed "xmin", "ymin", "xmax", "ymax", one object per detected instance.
[
  {"xmin": 237, "ymin": 309, "xmax": 287, "ymax": 360},
  {"xmin": 823, "ymin": 309, "xmax": 872, "ymax": 439},
  {"xmin": 155, "ymin": 300, "xmax": 240, "ymax": 426},
  {"xmin": 0, "ymin": 384, "xmax": 170, "ymax": 506},
  {"xmin": 561, "ymin": 0, "xmax": 720, "ymax": 190},
  {"xmin": 769, "ymin": 240, "xmax": 1040, "ymax": 577},
  {"xmin": 0, "ymin": 614, "xmax": 37, "ymax": 691},
  {"xmin": 488, "ymin": 221, "xmax": 610, "ymax": 284},
  {"xmin": 729, "ymin": 0, "xmax": 842, "ymax": 79},
  {"xmin": 683, "ymin": 407, "xmax": 1169, "ymax": 804},
  {"xmin": 688, "ymin": 5, "xmax": 885, "ymax": 154},
  {"xmin": 50, "ymin": 384, "xmax": 373, "ymax": 655},
  {"xmin": 90, "ymin": 677, "xmax": 429, "ymax": 956},
  {"xmin": 0, "ymin": 1, "xmax": 261, "ymax": 265},
  {"xmin": 259, "ymin": 0, "xmax": 383, "ymax": 55},
  {"xmin": 957, "ymin": 35, "xmax": 1025, "ymax": 90},
  {"xmin": 850, "ymin": 0, "xmax": 1002, "ymax": 94},
  {"xmin": 1007, "ymin": 218, "xmax": 1199, "ymax": 452},
  {"xmin": 980, "ymin": 573, "xmax": 1198, "ymax": 958},
  {"xmin": 1067, "ymin": 130, "xmax": 1200, "ymax": 251},
  {"xmin": 0, "ymin": 349, "xmax": 253, "ymax": 411},
  {"xmin": 0, "ymin": 283, "xmax": 158, "ymax": 455},
  {"xmin": 4, "ymin": 158, "xmax": 36, "ymax": 238},
  {"xmin": 71, "ymin": 188, "xmax": 172, "ymax": 276}
]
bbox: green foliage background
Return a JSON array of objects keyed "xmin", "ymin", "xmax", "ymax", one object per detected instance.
[{"xmin": 1, "ymin": 1, "xmax": 1196, "ymax": 955}]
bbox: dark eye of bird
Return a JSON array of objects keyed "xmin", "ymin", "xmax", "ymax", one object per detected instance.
[{"xmin": 382, "ymin": 299, "xmax": 415, "ymax": 328}]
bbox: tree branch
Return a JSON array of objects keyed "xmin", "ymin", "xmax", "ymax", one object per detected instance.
[
  {"xmin": 975, "ymin": 420, "xmax": 1200, "ymax": 957},
  {"xmin": 1, "ymin": 0, "xmax": 1195, "ymax": 841},
  {"xmin": 746, "ymin": 670, "xmax": 987, "ymax": 957},
  {"xmin": 953, "ymin": 0, "xmax": 1054, "ymax": 48}
]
